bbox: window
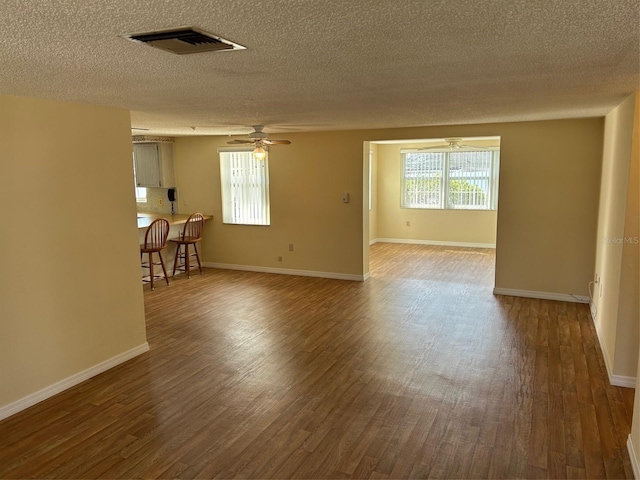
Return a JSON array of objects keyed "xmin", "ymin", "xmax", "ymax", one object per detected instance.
[
  {"xmin": 135, "ymin": 187, "xmax": 148, "ymax": 203},
  {"xmin": 219, "ymin": 149, "xmax": 270, "ymax": 225},
  {"xmin": 132, "ymin": 156, "xmax": 148, "ymax": 203},
  {"xmin": 402, "ymin": 148, "xmax": 499, "ymax": 210}
]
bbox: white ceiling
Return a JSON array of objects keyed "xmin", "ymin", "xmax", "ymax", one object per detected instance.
[{"xmin": 1, "ymin": 0, "xmax": 638, "ymax": 136}]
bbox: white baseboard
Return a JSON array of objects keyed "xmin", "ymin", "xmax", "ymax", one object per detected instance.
[
  {"xmin": 629, "ymin": 435, "xmax": 640, "ymax": 479},
  {"xmin": 0, "ymin": 342, "xmax": 150, "ymax": 421},
  {"xmin": 493, "ymin": 287, "xmax": 589, "ymax": 304},
  {"xmin": 610, "ymin": 374, "xmax": 637, "ymax": 388},
  {"xmin": 375, "ymin": 238, "xmax": 496, "ymax": 249},
  {"xmin": 590, "ymin": 309, "xmax": 637, "ymax": 388},
  {"xmin": 202, "ymin": 263, "xmax": 366, "ymax": 282}
]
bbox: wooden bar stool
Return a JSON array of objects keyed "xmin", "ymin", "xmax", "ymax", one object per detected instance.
[
  {"xmin": 140, "ymin": 218, "xmax": 170, "ymax": 290},
  {"xmin": 171, "ymin": 213, "xmax": 204, "ymax": 279}
]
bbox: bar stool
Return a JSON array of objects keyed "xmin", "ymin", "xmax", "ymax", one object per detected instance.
[
  {"xmin": 171, "ymin": 213, "xmax": 204, "ymax": 279},
  {"xmin": 140, "ymin": 218, "xmax": 170, "ymax": 290}
]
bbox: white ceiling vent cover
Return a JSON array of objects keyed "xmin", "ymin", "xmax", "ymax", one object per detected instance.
[{"xmin": 124, "ymin": 27, "xmax": 246, "ymax": 55}]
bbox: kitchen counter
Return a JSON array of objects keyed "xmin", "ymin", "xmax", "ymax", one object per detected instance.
[{"xmin": 136, "ymin": 212, "xmax": 213, "ymax": 230}]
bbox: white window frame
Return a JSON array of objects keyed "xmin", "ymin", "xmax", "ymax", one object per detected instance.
[
  {"xmin": 401, "ymin": 148, "xmax": 500, "ymax": 210},
  {"xmin": 135, "ymin": 187, "xmax": 148, "ymax": 203},
  {"xmin": 219, "ymin": 148, "xmax": 270, "ymax": 226}
]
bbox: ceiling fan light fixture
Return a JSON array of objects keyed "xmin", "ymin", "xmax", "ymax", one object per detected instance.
[
  {"xmin": 228, "ymin": 126, "xmax": 291, "ymax": 154},
  {"xmin": 253, "ymin": 145, "xmax": 267, "ymax": 161}
]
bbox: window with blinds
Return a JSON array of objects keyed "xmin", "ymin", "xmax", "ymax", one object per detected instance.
[
  {"xmin": 401, "ymin": 149, "xmax": 499, "ymax": 210},
  {"xmin": 219, "ymin": 149, "xmax": 270, "ymax": 225}
]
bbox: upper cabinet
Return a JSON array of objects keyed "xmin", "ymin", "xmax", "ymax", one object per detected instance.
[{"xmin": 133, "ymin": 142, "xmax": 176, "ymax": 188}]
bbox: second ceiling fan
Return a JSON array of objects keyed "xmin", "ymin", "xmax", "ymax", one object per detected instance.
[{"xmin": 419, "ymin": 138, "xmax": 484, "ymax": 151}]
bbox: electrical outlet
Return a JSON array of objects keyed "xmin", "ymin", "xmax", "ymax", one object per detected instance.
[
  {"xmin": 156, "ymin": 198, "xmax": 164, "ymax": 206},
  {"xmin": 277, "ymin": 256, "xmax": 283, "ymax": 262},
  {"xmin": 406, "ymin": 221, "xmax": 411, "ymax": 227},
  {"xmin": 289, "ymin": 243, "xmax": 294, "ymax": 252}
]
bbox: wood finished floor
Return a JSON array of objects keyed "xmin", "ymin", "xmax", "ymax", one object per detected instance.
[{"xmin": 0, "ymin": 243, "xmax": 635, "ymax": 479}]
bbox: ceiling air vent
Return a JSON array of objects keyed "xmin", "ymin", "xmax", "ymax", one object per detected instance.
[{"xmin": 124, "ymin": 27, "xmax": 246, "ymax": 55}]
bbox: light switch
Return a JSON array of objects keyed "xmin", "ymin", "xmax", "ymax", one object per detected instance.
[{"xmin": 342, "ymin": 192, "xmax": 350, "ymax": 203}]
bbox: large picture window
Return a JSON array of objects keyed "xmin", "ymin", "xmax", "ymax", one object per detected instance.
[
  {"xmin": 219, "ymin": 149, "xmax": 270, "ymax": 225},
  {"xmin": 402, "ymin": 149, "xmax": 500, "ymax": 210}
]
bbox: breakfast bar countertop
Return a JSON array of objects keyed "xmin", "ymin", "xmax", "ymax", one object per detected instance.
[{"xmin": 136, "ymin": 212, "xmax": 213, "ymax": 230}]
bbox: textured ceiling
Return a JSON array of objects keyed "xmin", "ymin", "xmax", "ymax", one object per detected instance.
[{"xmin": 1, "ymin": 0, "xmax": 638, "ymax": 136}]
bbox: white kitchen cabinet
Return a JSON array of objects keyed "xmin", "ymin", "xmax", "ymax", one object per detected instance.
[{"xmin": 133, "ymin": 143, "xmax": 176, "ymax": 188}]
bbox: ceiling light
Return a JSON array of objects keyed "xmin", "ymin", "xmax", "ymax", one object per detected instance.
[{"xmin": 253, "ymin": 146, "xmax": 266, "ymax": 161}]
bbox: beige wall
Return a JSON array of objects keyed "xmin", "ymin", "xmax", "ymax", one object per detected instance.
[
  {"xmin": 629, "ymin": 93, "xmax": 640, "ymax": 470},
  {"xmin": 618, "ymin": 110, "xmax": 639, "ymax": 376},
  {"xmin": 375, "ymin": 143, "xmax": 498, "ymax": 246},
  {"xmin": 0, "ymin": 95, "xmax": 147, "ymax": 411},
  {"xmin": 592, "ymin": 94, "xmax": 638, "ymax": 380},
  {"xmin": 494, "ymin": 119, "xmax": 603, "ymax": 296},
  {"xmin": 174, "ymin": 132, "xmax": 365, "ymax": 277},
  {"xmin": 174, "ymin": 118, "xmax": 602, "ymax": 296}
]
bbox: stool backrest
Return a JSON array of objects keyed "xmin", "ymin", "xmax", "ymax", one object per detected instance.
[
  {"xmin": 144, "ymin": 218, "xmax": 170, "ymax": 248},
  {"xmin": 182, "ymin": 213, "xmax": 204, "ymax": 239}
]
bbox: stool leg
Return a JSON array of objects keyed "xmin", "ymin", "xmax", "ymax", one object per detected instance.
[
  {"xmin": 149, "ymin": 252, "xmax": 155, "ymax": 291},
  {"xmin": 194, "ymin": 243, "xmax": 202, "ymax": 274},
  {"xmin": 172, "ymin": 244, "xmax": 181, "ymax": 277},
  {"xmin": 185, "ymin": 244, "xmax": 191, "ymax": 279},
  {"xmin": 158, "ymin": 251, "xmax": 170, "ymax": 286}
]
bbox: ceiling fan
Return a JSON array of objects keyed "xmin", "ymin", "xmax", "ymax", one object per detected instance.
[
  {"xmin": 228, "ymin": 125, "xmax": 291, "ymax": 160},
  {"xmin": 419, "ymin": 137, "xmax": 484, "ymax": 151}
]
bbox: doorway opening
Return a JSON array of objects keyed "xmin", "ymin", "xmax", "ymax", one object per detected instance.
[{"xmin": 365, "ymin": 136, "xmax": 501, "ymax": 284}]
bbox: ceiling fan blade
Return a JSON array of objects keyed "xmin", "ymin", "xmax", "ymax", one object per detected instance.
[
  {"xmin": 227, "ymin": 139, "xmax": 254, "ymax": 145},
  {"xmin": 418, "ymin": 144, "xmax": 449, "ymax": 150},
  {"xmin": 263, "ymin": 139, "xmax": 291, "ymax": 145},
  {"xmin": 418, "ymin": 143, "xmax": 488, "ymax": 151}
]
